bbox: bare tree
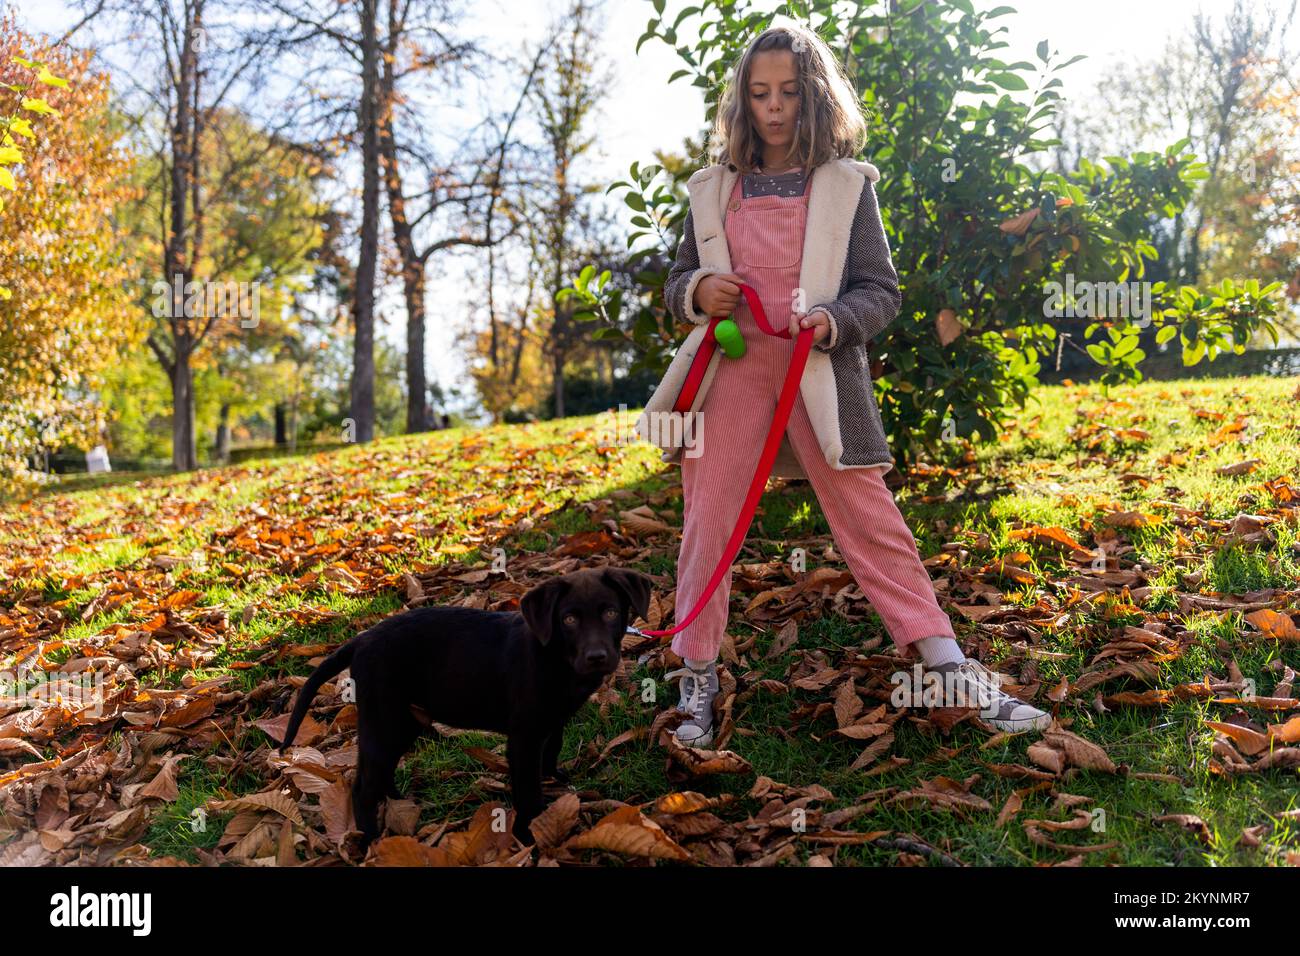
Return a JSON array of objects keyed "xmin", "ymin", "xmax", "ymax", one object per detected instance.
[
  {"xmin": 376, "ymin": 0, "xmax": 533, "ymax": 432},
  {"xmin": 528, "ymin": 0, "xmax": 613, "ymax": 419},
  {"xmin": 350, "ymin": 0, "xmax": 381, "ymax": 443},
  {"xmin": 251, "ymin": 0, "xmax": 389, "ymax": 443}
]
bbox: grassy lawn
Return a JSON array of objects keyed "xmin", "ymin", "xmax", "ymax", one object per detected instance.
[{"xmin": 1, "ymin": 374, "xmax": 1298, "ymax": 866}]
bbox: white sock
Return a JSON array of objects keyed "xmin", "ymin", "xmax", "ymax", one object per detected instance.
[
  {"xmin": 911, "ymin": 636, "xmax": 965, "ymax": 668},
  {"xmin": 684, "ymin": 656, "xmax": 715, "ymax": 671}
]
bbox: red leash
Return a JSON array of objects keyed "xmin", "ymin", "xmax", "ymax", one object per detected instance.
[{"xmin": 634, "ymin": 284, "xmax": 814, "ymax": 638}]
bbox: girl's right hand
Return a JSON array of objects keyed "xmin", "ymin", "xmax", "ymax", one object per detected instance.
[{"xmin": 693, "ymin": 272, "xmax": 744, "ymax": 318}]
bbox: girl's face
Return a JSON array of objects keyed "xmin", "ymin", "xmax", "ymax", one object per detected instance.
[{"xmin": 747, "ymin": 49, "xmax": 800, "ymax": 162}]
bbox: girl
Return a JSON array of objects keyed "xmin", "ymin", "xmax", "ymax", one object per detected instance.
[{"xmin": 649, "ymin": 24, "xmax": 1052, "ymax": 747}]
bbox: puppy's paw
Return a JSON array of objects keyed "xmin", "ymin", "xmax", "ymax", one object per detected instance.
[{"xmin": 542, "ymin": 767, "xmax": 571, "ymax": 786}]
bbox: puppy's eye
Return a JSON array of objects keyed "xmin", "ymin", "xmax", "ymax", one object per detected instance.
[
  {"xmin": 602, "ymin": 607, "xmax": 618, "ymax": 620},
  {"xmin": 563, "ymin": 614, "xmax": 578, "ymax": 627}
]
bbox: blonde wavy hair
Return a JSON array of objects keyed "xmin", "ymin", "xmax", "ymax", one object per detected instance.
[{"xmin": 709, "ymin": 23, "xmax": 867, "ymax": 173}]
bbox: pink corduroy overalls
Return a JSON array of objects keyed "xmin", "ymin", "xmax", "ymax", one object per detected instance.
[{"xmin": 671, "ymin": 168, "xmax": 957, "ymax": 662}]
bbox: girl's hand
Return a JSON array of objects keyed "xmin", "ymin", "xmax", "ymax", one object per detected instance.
[
  {"xmin": 693, "ymin": 272, "xmax": 743, "ymax": 317},
  {"xmin": 790, "ymin": 309, "xmax": 830, "ymax": 345}
]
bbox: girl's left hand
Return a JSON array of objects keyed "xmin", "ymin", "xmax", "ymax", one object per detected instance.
[{"xmin": 790, "ymin": 309, "xmax": 830, "ymax": 345}]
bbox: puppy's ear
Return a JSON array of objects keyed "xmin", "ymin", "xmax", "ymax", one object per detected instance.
[
  {"xmin": 520, "ymin": 578, "xmax": 568, "ymax": 646},
  {"xmin": 601, "ymin": 567, "xmax": 654, "ymax": 623}
]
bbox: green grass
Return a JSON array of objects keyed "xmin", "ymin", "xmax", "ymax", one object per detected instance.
[{"xmin": 2, "ymin": 375, "xmax": 1299, "ymax": 866}]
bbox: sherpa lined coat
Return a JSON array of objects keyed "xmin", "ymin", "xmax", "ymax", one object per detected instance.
[{"xmin": 634, "ymin": 157, "xmax": 902, "ymax": 478}]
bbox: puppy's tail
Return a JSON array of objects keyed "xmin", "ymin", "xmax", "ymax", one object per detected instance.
[{"xmin": 278, "ymin": 638, "xmax": 357, "ymax": 753}]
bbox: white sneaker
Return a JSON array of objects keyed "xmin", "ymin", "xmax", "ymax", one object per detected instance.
[
  {"xmin": 927, "ymin": 658, "xmax": 1053, "ymax": 733},
  {"xmin": 665, "ymin": 661, "xmax": 720, "ymax": 748}
]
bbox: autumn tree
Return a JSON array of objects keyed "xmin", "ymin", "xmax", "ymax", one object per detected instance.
[
  {"xmin": 0, "ymin": 19, "xmax": 138, "ymax": 492},
  {"xmin": 58, "ymin": 0, "xmax": 286, "ymax": 470}
]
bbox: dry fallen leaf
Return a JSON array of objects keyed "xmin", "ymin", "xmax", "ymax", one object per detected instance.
[
  {"xmin": 530, "ymin": 791, "xmax": 580, "ymax": 850},
  {"xmin": 561, "ymin": 804, "xmax": 691, "ymax": 861},
  {"xmin": 936, "ymin": 309, "xmax": 963, "ymax": 346},
  {"xmin": 138, "ymin": 753, "xmax": 188, "ymax": 803},
  {"xmin": 1216, "ymin": 459, "xmax": 1263, "ymax": 476},
  {"xmin": 1245, "ymin": 609, "xmax": 1300, "ymax": 644}
]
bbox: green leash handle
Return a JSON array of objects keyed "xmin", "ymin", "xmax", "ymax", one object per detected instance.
[{"xmin": 713, "ymin": 317, "xmax": 745, "ymax": 358}]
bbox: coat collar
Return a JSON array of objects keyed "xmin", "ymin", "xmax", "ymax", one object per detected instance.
[
  {"xmin": 684, "ymin": 157, "xmax": 879, "ymax": 276},
  {"xmin": 684, "ymin": 156, "xmax": 879, "ymax": 299}
]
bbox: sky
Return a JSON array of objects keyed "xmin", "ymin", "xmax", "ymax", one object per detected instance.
[{"xmin": 10, "ymin": 0, "xmax": 1248, "ymax": 421}]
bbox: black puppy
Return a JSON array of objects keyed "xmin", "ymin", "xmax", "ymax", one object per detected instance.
[{"xmin": 277, "ymin": 566, "xmax": 653, "ymax": 847}]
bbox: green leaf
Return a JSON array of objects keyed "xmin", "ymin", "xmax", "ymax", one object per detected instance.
[
  {"xmin": 1155, "ymin": 325, "xmax": 1177, "ymax": 345},
  {"xmin": 1036, "ymin": 39, "xmax": 1050, "ymax": 62},
  {"xmin": 985, "ymin": 72, "xmax": 1029, "ymax": 91},
  {"xmin": 673, "ymin": 6, "xmax": 700, "ymax": 29}
]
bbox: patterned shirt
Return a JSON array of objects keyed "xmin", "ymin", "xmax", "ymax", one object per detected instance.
[{"xmin": 741, "ymin": 166, "xmax": 808, "ymax": 198}]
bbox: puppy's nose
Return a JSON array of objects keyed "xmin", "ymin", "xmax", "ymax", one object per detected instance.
[{"xmin": 584, "ymin": 648, "xmax": 609, "ymax": 668}]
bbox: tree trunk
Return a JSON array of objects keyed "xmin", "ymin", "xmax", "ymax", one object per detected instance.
[
  {"xmin": 214, "ymin": 402, "xmax": 231, "ymax": 464},
  {"xmin": 552, "ymin": 338, "xmax": 565, "ymax": 418},
  {"xmin": 404, "ymin": 274, "xmax": 429, "ymax": 432},
  {"xmin": 171, "ymin": 350, "xmax": 197, "ymax": 471},
  {"xmin": 289, "ymin": 369, "xmax": 300, "ymax": 453},
  {"xmin": 349, "ymin": 0, "xmax": 381, "ymax": 444},
  {"xmin": 162, "ymin": 4, "xmax": 201, "ymax": 472},
  {"xmin": 551, "ymin": 175, "xmax": 568, "ymax": 420},
  {"xmin": 275, "ymin": 403, "xmax": 289, "ymax": 448},
  {"xmin": 376, "ymin": 55, "xmax": 429, "ymax": 435}
]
